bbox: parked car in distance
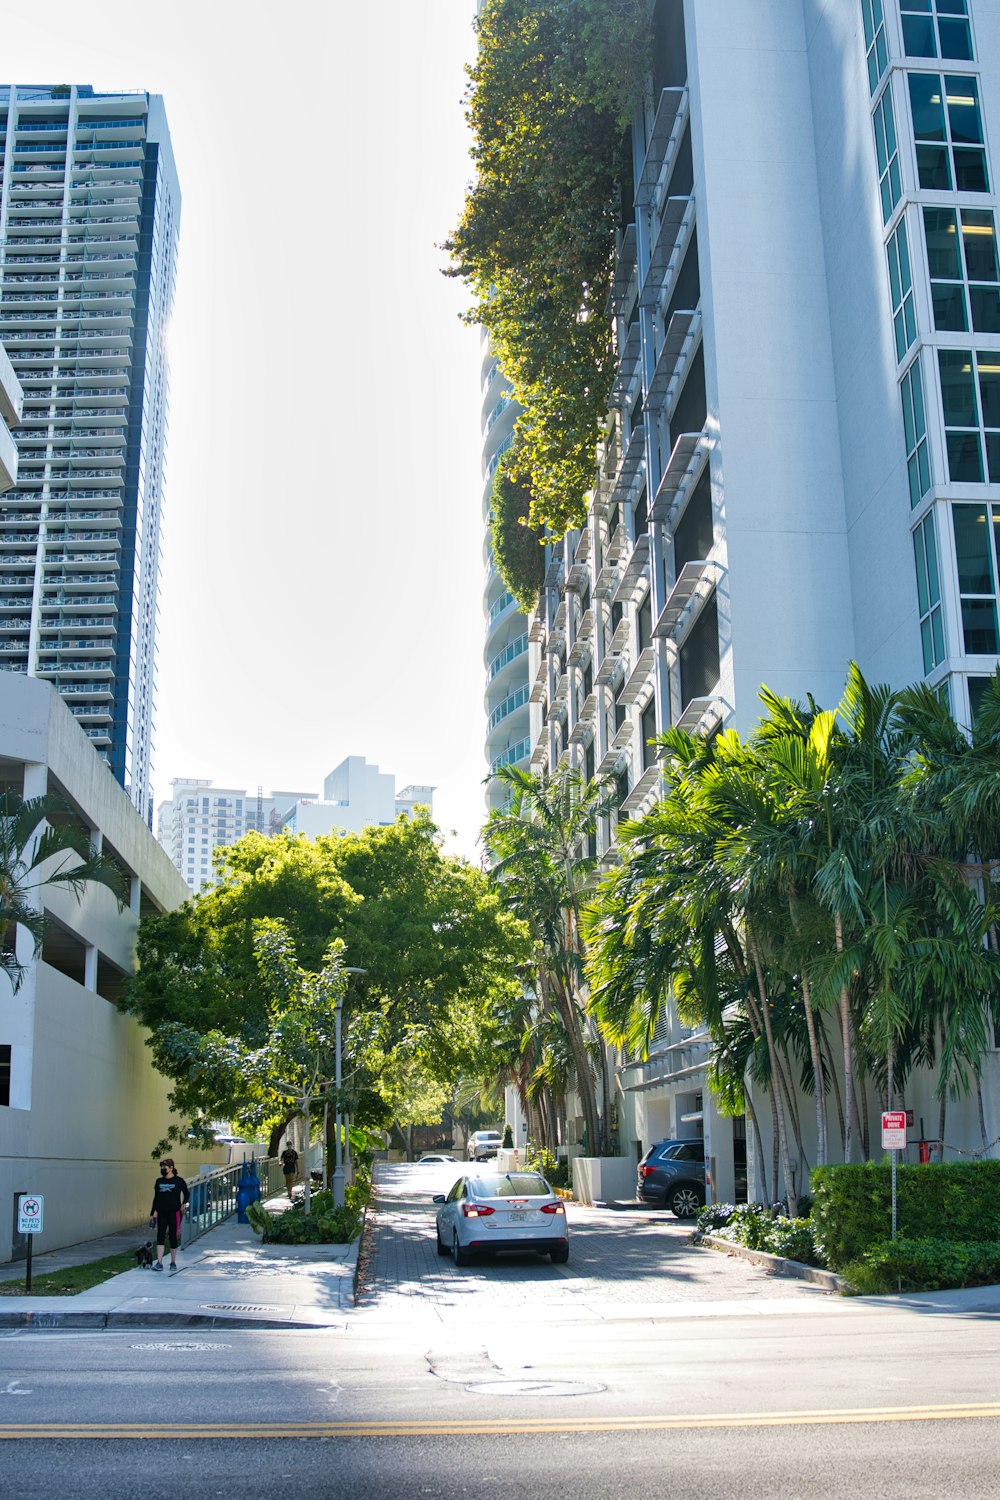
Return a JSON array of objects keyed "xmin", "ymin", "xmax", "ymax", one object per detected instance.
[
  {"xmin": 466, "ymin": 1130, "xmax": 503, "ymax": 1161},
  {"xmin": 418, "ymin": 1153, "xmax": 457, "ymax": 1164},
  {"xmin": 433, "ymin": 1171, "xmax": 568, "ymax": 1265},
  {"xmin": 637, "ymin": 1139, "xmax": 706, "ymax": 1218}
]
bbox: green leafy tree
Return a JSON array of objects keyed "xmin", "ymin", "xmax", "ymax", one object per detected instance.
[
  {"xmin": 445, "ymin": 0, "xmax": 651, "ymax": 537},
  {"xmin": 123, "ymin": 813, "xmax": 529, "ymax": 1148}
]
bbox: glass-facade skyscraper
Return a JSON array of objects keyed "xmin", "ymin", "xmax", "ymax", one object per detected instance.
[{"xmin": 0, "ymin": 85, "xmax": 179, "ymax": 821}]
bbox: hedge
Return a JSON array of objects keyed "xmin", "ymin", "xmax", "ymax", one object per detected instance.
[
  {"xmin": 841, "ymin": 1237, "xmax": 1000, "ymax": 1295},
  {"xmin": 811, "ymin": 1160, "xmax": 1000, "ymax": 1271}
]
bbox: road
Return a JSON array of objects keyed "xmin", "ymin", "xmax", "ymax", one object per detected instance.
[{"xmin": 0, "ymin": 1163, "xmax": 998, "ymax": 1498}]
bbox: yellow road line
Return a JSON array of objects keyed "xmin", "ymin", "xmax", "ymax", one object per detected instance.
[{"xmin": 2, "ymin": 1403, "xmax": 1000, "ymax": 1439}]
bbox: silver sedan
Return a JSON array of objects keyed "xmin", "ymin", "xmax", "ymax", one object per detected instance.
[{"xmin": 433, "ymin": 1170, "xmax": 569, "ymax": 1266}]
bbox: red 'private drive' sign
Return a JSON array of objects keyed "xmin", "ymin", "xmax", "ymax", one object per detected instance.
[{"xmin": 881, "ymin": 1112, "xmax": 907, "ymax": 1150}]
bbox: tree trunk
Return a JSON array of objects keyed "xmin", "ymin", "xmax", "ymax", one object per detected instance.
[
  {"xmin": 800, "ymin": 967, "xmax": 828, "ymax": 1167},
  {"xmin": 977, "ymin": 1071, "xmax": 988, "ymax": 1150},
  {"xmin": 745, "ymin": 1090, "xmax": 767, "ymax": 1204},
  {"xmin": 834, "ymin": 910, "xmax": 856, "ymax": 1164},
  {"xmin": 553, "ymin": 972, "xmax": 601, "ymax": 1157},
  {"xmin": 748, "ymin": 925, "xmax": 798, "ymax": 1215}
]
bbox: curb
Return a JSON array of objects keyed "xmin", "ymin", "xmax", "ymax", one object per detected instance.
[
  {"xmin": 0, "ymin": 1310, "xmax": 336, "ymax": 1330},
  {"xmin": 699, "ymin": 1233, "xmax": 846, "ymax": 1292}
]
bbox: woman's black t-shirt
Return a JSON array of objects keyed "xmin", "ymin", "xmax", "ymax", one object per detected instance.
[{"xmin": 151, "ymin": 1176, "xmax": 189, "ymax": 1217}]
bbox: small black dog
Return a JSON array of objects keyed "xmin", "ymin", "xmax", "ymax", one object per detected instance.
[{"xmin": 134, "ymin": 1241, "xmax": 154, "ymax": 1269}]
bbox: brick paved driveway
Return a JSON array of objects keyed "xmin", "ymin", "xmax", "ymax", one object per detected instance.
[{"xmin": 358, "ymin": 1163, "xmax": 828, "ymax": 1318}]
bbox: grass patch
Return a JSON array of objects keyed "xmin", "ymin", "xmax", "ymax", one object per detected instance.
[{"xmin": 0, "ymin": 1249, "xmax": 136, "ymax": 1297}]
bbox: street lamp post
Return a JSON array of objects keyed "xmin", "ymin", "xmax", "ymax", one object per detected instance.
[{"xmin": 333, "ymin": 966, "xmax": 367, "ymax": 1209}]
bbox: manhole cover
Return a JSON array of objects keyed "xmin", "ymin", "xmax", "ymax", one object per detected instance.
[
  {"xmin": 202, "ymin": 1304, "xmax": 285, "ymax": 1313},
  {"xmin": 128, "ymin": 1350, "xmax": 229, "ymax": 1362},
  {"xmin": 465, "ymin": 1379, "xmax": 605, "ymax": 1397}
]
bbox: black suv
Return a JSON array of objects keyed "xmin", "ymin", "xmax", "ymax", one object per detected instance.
[{"xmin": 637, "ymin": 1139, "xmax": 706, "ymax": 1218}]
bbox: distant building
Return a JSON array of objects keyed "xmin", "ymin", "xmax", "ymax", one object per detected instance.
[
  {"xmin": 0, "ymin": 84, "xmax": 180, "ymax": 822},
  {"xmin": 157, "ymin": 757, "xmax": 434, "ymax": 889},
  {"xmin": 0, "ymin": 674, "xmax": 205, "ymax": 1264}
]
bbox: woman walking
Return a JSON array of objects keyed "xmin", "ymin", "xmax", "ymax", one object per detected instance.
[{"xmin": 149, "ymin": 1157, "xmax": 189, "ymax": 1273}]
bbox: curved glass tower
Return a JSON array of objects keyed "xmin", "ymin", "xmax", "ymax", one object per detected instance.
[{"xmin": 481, "ymin": 337, "xmax": 530, "ymax": 814}]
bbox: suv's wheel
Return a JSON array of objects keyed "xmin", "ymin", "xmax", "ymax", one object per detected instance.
[
  {"xmin": 453, "ymin": 1231, "xmax": 472, "ymax": 1267},
  {"xmin": 436, "ymin": 1225, "xmax": 449, "ymax": 1256},
  {"xmin": 668, "ymin": 1185, "xmax": 702, "ymax": 1219}
]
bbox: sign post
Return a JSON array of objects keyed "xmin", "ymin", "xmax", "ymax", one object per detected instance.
[
  {"xmin": 16, "ymin": 1194, "xmax": 43, "ymax": 1292},
  {"xmin": 881, "ymin": 1112, "xmax": 906, "ymax": 1241}
]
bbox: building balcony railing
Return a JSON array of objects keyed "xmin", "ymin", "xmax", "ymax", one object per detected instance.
[
  {"xmin": 635, "ymin": 87, "xmax": 688, "ymax": 210},
  {"xmin": 620, "ymin": 764, "xmax": 663, "ymax": 819},
  {"xmin": 654, "ymin": 559, "xmax": 722, "ymax": 644},
  {"xmin": 612, "ymin": 535, "xmax": 651, "ymax": 606},
  {"xmin": 640, "ymin": 196, "xmax": 694, "ymax": 309},
  {"xmin": 608, "ymin": 223, "xmax": 637, "ymax": 319},
  {"xmin": 611, "ymin": 320, "xmax": 642, "ymax": 408},
  {"xmin": 488, "ymin": 684, "xmax": 530, "ymax": 733},
  {"xmin": 490, "ymin": 736, "xmax": 531, "ymax": 775},
  {"xmin": 647, "ymin": 308, "xmax": 701, "ymax": 412},
  {"xmin": 650, "ymin": 428, "xmax": 711, "ymax": 527},
  {"xmin": 487, "ymin": 632, "xmax": 529, "ymax": 681},
  {"xmin": 618, "ymin": 646, "xmax": 656, "ymax": 709},
  {"xmin": 676, "ymin": 693, "xmax": 724, "ymax": 737}
]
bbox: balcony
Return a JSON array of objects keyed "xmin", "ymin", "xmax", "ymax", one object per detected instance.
[
  {"xmin": 567, "ymin": 608, "xmax": 593, "ymax": 667},
  {"xmin": 640, "ymin": 196, "xmax": 694, "ymax": 309},
  {"xmin": 650, "ymin": 429, "xmax": 711, "ymax": 526},
  {"xmin": 612, "ymin": 535, "xmax": 651, "ymax": 605},
  {"xmin": 490, "ymin": 736, "xmax": 531, "ymax": 775},
  {"xmin": 635, "ymin": 88, "xmax": 689, "ymax": 209},
  {"xmin": 676, "ymin": 695, "xmax": 724, "ymax": 736},
  {"xmin": 608, "ymin": 223, "xmax": 637, "ymax": 318},
  {"xmin": 611, "ymin": 321, "xmax": 642, "ymax": 407},
  {"xmin": 620, "ymin": 764, "xmax": 663, "ymax": 819},
  {"xmin": 654, "ymin": 560, "xmax": 721, "ymax": 643},
  {"xmin": 647, "ymin": 309, "xmax": 701, "ymax": 411},
  {"xmin": 618, "ymin": 646, "xmax": 655, "ymax": 709}
]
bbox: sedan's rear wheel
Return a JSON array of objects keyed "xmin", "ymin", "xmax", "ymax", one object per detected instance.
[
  {"xmin": 549, "ymin": 1243, "xmax": 569, "ymax": 1264},
  {"xmin": 453, "ymin": 1230, "xmax": 472, "ymax": 1267},
  {"xmin": 436, "ymin": 1226, "xmax": 449, "ymax": 1256},
  {"xmin": 669, "ymin": 1185, "xmax": 702, "ymax": 1219}
]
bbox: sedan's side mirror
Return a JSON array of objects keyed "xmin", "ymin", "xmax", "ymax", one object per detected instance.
[{"xmin": 432, "ymin": 1194, "xmax": 446, "ymax": 1204}]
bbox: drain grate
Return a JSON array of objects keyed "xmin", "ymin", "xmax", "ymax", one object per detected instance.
[{"xmin": 202, "ymin": 1303, "xmax": 285, "ymax": 1313}]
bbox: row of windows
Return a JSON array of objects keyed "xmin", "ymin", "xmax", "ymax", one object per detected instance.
[
  {"xmin": 876, "ymin": 72, "xmax": 989, "ymax": 227},
  {"xmin": 911, "ymin": 503, "xmax": 1000, "ymax": 671},
  {"xmin": 866, "ymin": 0, "xmax": 973, "ymax": 99}
]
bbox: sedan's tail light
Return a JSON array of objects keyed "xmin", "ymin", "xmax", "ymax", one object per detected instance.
[
  {"xmin": 462, "ymin": 1203, "xmax": 495, "ymax": 1218},
  {"xmin": 539, "ymin": 1201, "xmax": 565, "ymax": 1215}
]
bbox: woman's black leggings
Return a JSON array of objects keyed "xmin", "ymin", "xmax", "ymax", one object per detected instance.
[{"xmin": 154, "ymin": 1211, "xmax": 181, "ymax": 1249}]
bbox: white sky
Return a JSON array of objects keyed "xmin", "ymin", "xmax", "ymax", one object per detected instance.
[{"xmin": 3, "ymin": 0, "xmax": 491, "ymax": 860}]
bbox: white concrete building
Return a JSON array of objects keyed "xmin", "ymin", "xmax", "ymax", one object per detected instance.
[
  {"xmin": 157, "ymin": 758, "xmax": 434, "ymax": 889},
  {"xmin": 157, "ymin": 779, "xmax": 316, "ymax": 891},
  {"xmin": 0, "ymin": 674, "xmax": 206, "ymax": 1264},
  {"xmin": 277, "ymin": 757, "xmax": 435, "ymax": 839},
  {"xmin": 0, "ymin": 338, "xmax": 22, "ymax": 494},
  {"xmin": 511, "ymin": 0, "xmax": 1000, "ymax": 1199},
  {"xmin": 0, "ymin": 85, "xmax": 180, "ymax": 822}
]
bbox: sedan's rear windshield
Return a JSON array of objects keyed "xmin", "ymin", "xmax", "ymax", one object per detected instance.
[{"xmin": 474, "ymin": 1173, "xmax": 550, "ymax": 1197}]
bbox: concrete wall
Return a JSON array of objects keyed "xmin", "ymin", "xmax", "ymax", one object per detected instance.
[{"xmin": 0, "ymin": 676, "xmax": 209, "ymax": 1262}]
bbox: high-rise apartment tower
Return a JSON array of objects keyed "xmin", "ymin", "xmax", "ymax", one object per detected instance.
[
  {"xmin": 0, "ymin": 85, "xmax": 179, "ymax": 821},
  {"xmin": 502, "ymin": 0, "xmax": 1000, "ymax": 1194}
]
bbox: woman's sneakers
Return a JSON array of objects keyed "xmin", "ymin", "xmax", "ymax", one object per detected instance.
[
  {"xmin": 152, "ymin": 1262, "xmax": 164, "ymax": 1271},
  {"xmin": 168, "ymin": 1264, "xmax": 179, "ymax": 1274}
]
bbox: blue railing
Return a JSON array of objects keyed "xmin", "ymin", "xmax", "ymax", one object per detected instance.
[{"xmin": 184, "ymin": 1155, "xmax": 283, "ymax": 1245}]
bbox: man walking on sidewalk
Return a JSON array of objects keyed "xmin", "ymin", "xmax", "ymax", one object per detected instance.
[
  {"xmin": 149, "ymin": 1157, "xmax": 189, "ymax": 1273},
  {"xmin": 280, "ymin": 1144, "xmax": 299, "ymax": 1200}
]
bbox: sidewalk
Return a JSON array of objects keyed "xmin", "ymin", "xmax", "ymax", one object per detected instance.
[{"xmin": 0, "ymin": 1192, "xmax": 360, "ymax": 1330}]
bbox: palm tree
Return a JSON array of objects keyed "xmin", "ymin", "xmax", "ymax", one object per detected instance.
[
  {"xmin": 482, "ymin": 763, "xmax": 616, "ymax": 1156},
  {"xmin": 0, "ymin": 788, "xmax": 128, "ymax": 992}
]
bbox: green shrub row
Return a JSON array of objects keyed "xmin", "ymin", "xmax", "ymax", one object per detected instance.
[
  {"xmin": 696, "ymin": 1203, "xmax": 818, "ymax": 1266},
  {"xmin": 811, "ymin": 1161, "xmax": 1000, "ymax": 1271},
  {"xmin": 245, "ymin": 1187, "xmax": 364, "ymax": 1244},
  {"xmin": 841, "ymin": 1236, "xmax": 1000, "ymax": 1295}
]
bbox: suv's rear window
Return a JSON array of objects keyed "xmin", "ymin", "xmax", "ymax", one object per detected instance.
[{"xmin": 475, "ymin": 1172, "xmax": 550, "ymax": 1197}]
